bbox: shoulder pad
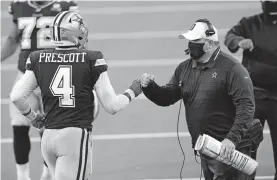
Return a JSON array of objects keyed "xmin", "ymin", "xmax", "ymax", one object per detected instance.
[
  {"xmin": 86, "ymin": 50, "xmax": 107, "ymax": 68},
  {"xmin": 86, "ymin": 50, "xmax": 104, "ymax": 61},
  {"xmin": 29, "ymin": 50, "xmax": 42, "ymax": 61},
  {"xmin": 26, "ymin": 50, "xmax": 41, "ymax": 71}
]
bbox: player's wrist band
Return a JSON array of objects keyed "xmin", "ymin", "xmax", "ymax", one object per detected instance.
[
  {"xmin": 123, "ymin": 92, "xmax": 132, "ymax": 102},
  {"xmin": 22, "ymin": 107, "xmax": 37, "ymax": 121},
  {"xmin": 123, "ymin": 89, "xmax": 135, "ymax": 102},
  {"xmin": 22, "ymin": 108, "xmax": 32, "ymax": 116}
]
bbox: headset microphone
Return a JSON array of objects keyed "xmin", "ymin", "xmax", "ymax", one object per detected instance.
[{"xmin": 184, "ymin": 49, "xmax": 190, "ymax": 55}]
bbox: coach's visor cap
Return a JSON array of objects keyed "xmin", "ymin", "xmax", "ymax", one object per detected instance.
[{"xmin": 179, "ymin": 21, "xmax": 218, "ymax": 41}]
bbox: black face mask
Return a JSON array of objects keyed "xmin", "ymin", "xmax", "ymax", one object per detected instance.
[
  {"xmin": 188, "ymin": 42, "xmax": 206, "ymax": 60},
  {"xmin": 262, "ymin": 1, "xmax": 277, "ymax": 23}
]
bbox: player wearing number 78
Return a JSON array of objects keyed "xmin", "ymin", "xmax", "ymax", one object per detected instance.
[
  {"xmin": 1, "ymin": 1, "xmax": 79, "ymax": 180},
  {"xmin": 10, "ymin": 11, "xmax": 142, "ymax": 180}
]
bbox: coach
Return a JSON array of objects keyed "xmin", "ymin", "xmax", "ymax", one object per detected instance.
[
  {"xmin": 140, "ymin": 19, "xmax": 256, "ymax": 180},
  {"xmin": 224, "ymin": 1, "xmax": 277, "ymax": 179}
]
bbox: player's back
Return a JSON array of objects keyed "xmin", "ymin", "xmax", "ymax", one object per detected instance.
[{"xmin": 27, "ymin": 48, "xmax": 107, "ymax": 130}]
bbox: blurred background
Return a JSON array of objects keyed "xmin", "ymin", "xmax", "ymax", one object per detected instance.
[{"xmin": 1, "ymin": 1, "xmax": 275, "ymax": 180}]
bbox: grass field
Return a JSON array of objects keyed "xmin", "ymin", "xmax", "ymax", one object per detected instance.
[{"xmin": 0, "ymin": 1, "xmax": 275, "ymax": 180}]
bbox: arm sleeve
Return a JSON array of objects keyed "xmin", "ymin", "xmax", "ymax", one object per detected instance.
[
  {"xmin": 226, "ymin": 63, "xmax": 255, "ymax": 146},
  {"xmin": 10, "ymin": 70, "xmax": 39, "ymax": 114},
  {"xmin": 1, "ymin": 23, "xmax": 20, "ymax": 61},
  {"xmin": 224, "ymin": 17, "xmax": 248, "ymax": 53},
  {"xmin": 94, "ymin": 71, "xmax": 134, "ymax": 115},
  {"xmin": 142, "ymin": 66, "xmax": 182, "ymax": 107},
  {"xmin": 25, "ymin": 53, "xmax": 42, "ymax": 99}
]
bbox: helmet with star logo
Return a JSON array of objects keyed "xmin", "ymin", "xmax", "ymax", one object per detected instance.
[{"xmin": 49, "ymin": 11, "xmax": 88, "ymax": 49}]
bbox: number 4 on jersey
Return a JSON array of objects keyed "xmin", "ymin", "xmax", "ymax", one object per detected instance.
[{"xmin": 50, "ymin": 65, "xmax": 75, "ymax": 107}]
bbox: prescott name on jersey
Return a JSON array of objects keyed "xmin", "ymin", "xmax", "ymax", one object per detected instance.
[{"xmin": 39, "ymin": 52, "xmax": 87, "ymax": 63}]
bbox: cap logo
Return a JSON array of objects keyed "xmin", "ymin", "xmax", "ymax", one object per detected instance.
[{"xmin": 190, "ymin": 23, "xmax": 196, "ymax": 30}]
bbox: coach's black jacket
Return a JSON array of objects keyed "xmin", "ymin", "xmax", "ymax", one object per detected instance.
[
  {"xmin": 224, "ymin": 13, "xmax": 277, "ymax": 99},
  {"xmin": 142, "ymin": 48, "xmax": 255, "ymax": 148}
]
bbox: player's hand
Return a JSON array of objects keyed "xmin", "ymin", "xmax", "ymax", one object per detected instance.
[
  {"xmin": 220, "ymin": 138, "xmax": 236, "ymax": 161},
  {"xmin": 238, "ymin": 39, "xmax": 254, "ymax": 51},
  {"xmin": 30, "ymin": 113, "xmax": 46, "ymax": 129},
  {"xmin": 129, "ymin": 80, "xmax": 142, "ymax": 97},
  {"xmin": 38, "ymin": 126, "xmax": 45, "ymax": 135},
  {"xmin": 140, "ymin": 73, "xmax": 155, "ymax": 88}
]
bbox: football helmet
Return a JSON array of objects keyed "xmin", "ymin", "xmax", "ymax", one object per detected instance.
[{"xmin": 50, "ymin": 11, "xmax": 88, "ymax": 49}]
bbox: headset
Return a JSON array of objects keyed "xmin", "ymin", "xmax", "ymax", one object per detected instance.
[
  {"xmin": 195, "ymin": 18, "xmax": 216, "ymax": 37},
  {"xmin": 184, "ymin": 18, "xmax": 215, "ymax": 55}
]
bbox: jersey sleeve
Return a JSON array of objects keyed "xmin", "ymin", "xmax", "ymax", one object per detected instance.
[
  {"xmin": 25, "ymin": 52, "xmax": 38, "ymax": 72},
  {"xmin": 8, "ymin": 2, "xmax": 17, "ymax": 23},
  {"xmin": 94, "ymin": 71, "xmax": 130, "ymax": 115},
  {"xmin": 10, "ymin": 70, "xmax": 39, "ymax": 119},
  {"xmin": 224, "ymin": 16, "xmax": 253, "ymax": 53},
  {"xmin": 94, "ymin": 51, "xmax": 108, "ymax": 72},
  {"xmin": 226, "ymin": 63, "xmax": 255, "ymax": 146},
  {"xmin": 89, "ymin": 51, "xmax": 108, "ymax": 84},
  {"xmin": 142, "ymin": 62, "xmax": 182, "ymax": 106}
]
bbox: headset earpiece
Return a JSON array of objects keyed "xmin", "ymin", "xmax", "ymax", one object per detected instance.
[
  {"xmin": 205, "ymin": 23, "xmax": 215, "ymax": 36},
  {"xmin": 196, "ymin": 18, "xmax": 215, "ymax": 37}
]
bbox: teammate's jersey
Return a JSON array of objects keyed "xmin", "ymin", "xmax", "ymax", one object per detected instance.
[
  {"xmin": 26, "ymin": 49, "xmax": 107, "ymax": 130},
  {"xmin": 8, "ymin": 0, "xmax": 78, "ymax": 72}
]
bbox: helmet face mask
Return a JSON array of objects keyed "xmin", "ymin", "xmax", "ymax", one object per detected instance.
[{"xmin": 50, "ymin": 11, "xmax": 89, "ymax": 48}]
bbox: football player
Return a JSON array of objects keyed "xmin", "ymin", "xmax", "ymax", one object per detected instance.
[
  {"xmin": 1, "ymin": 1, "xmax": 82, "ymax": 180},
  {"xmin": 10, "ymin": 11, "xmax": 142, "ymax": 180}
]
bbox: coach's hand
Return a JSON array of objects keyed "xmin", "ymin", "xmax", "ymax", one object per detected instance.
[
  {"xmin": 220, "ymin": 138, "xmax": 235, "ymax": 161},
  {"xmin": 141, "ymin": 73, "xmax": 155, "ymax": 88},
  {"xmin": 129, "ymin": 80, "xmax": 142, "ymax": 97},
  {"xmin": 238, "ymin": 39, "xmax": 254, "ymax": 52},
  {"xmin": 30, "ymin": 113, "xmax": 46, "ymax": 129}
]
